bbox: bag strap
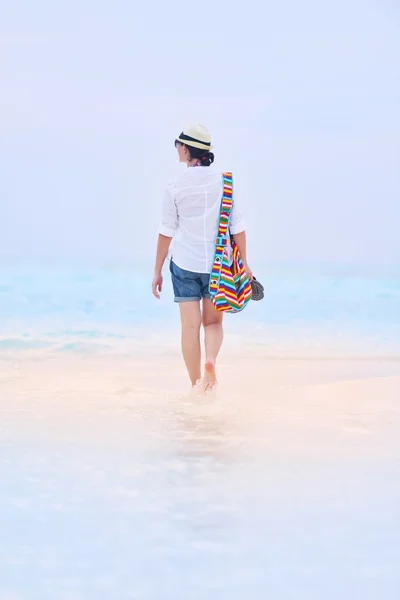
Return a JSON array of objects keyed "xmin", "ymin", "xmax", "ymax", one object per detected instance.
[
  {"xmin": 209, "ymin": 173, "xmax": 233, "ymax": 296},
  {"xmin": 215, "ymin": 172, "xmax": 233, "ymax": 245}
]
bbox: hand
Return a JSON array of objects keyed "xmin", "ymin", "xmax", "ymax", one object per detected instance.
[
  {"xmin": 244, "ymin": 262, "xmax": 253, "ymax": 282},
  {"xmin": 152, "ymin": 273, "xmax": 163, "ymax": 299}
]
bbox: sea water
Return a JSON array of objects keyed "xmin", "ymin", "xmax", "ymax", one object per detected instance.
[
  {"xmin": 1, "ymin": 261, "xmax": 400, "ymax": 600},
  {"xmin": 0, "ymin": 260, "xmax": 399, "ymax": 357}
]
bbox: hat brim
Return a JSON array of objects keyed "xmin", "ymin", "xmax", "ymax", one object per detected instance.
[{"xmin": 175, "ymin": 136, "xmax": 213, "ymax": 151}]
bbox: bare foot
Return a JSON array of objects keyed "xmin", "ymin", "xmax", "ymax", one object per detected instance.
[
  {"xmin": 189, "ymin": 379, "xmax": 206, "ymax": 397},
  {"xmin": 204, "ymin": 360, "xmax": 217, "ymax": 391}
]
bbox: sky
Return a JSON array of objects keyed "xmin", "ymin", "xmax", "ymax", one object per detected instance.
[{"xmin": 0, "ymin": 0, "xmax": 399, "ymax": 266}]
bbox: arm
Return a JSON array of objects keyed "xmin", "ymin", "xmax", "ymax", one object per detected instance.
[
  {"xmin": 230, "ymin": 182, "xmax": 253, "ymax": 281},
  {"xmin": 152, "ymin": 186, "xmax": 177, "ymax": 298},
  {"xmin": 154, "ymin": 234, "xmax": 172, "ymax": 276},
  {"xmin": 232, "ymin": 231, "xmax": 253, "ymax": 281},
  {"xmin": 231, "ymin": 230, "xmax": 248, "ymax": 264},
  {"xmin": 152, "ymin": 234, "xmax": 173, "ymax": 299}
]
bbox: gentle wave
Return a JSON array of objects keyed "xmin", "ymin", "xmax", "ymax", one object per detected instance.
[{"xmin": 1, "ymin": 263, "xmax": 399, "ymax": 357}]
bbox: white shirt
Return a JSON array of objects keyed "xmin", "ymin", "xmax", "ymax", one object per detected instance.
[{"xmin": 158, "ymin": 166, "xmax": 246, "ymax": 273}]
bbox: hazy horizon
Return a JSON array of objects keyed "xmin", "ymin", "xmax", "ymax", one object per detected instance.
[{"xmin": 1, "ymin": 0, "xmax": 399, "ymax": 267}]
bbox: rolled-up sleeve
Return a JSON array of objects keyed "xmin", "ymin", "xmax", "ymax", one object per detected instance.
[
  {"xmin": 158, "ymin": 186, "xmax": 178, "ymax": 238},
  {"xmin": 230, "ymin": 188, "xmax": 246, "ymax": 234}
]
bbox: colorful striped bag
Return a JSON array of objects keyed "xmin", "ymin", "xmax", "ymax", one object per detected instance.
[{"xmin": 208, "ymin": 172, "xmax": 253, "ymax": 313}]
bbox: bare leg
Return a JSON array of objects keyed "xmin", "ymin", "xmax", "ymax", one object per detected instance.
[
  {"xmin": 179, "ymin": 301, "xmax": 202, "ymax": 386},
  {"xmin": 202, "ymin": 298, "xmax": 223, "ymax": 390}
]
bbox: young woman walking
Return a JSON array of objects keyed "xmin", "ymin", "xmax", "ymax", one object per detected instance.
[{"xmin": 152, "ymin": 124, "xmax": 252, "ymax": 390}]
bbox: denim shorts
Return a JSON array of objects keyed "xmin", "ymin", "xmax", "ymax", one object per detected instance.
[{"xmin": 169, "ymin": 260, "xmax": 211, "ymax": 302}]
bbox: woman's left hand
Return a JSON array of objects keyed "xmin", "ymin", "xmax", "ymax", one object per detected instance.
[{"xmin": 152, "ymin": 273, "xmax": 163, "ymax": 299}]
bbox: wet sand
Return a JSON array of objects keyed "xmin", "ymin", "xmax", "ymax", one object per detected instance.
[{"xmin": 1, "ymin": 352, "xmax": 400, "ymax": 599}]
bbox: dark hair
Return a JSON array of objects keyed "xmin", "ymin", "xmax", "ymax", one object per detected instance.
[{"xmin": 186, "ymin": 145, "xmax": 215, "ymax": 167}]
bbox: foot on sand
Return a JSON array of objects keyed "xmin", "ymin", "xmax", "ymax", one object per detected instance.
[
  {"xmin": 204, "ymin": 360, "xmax": 217, "ymax": 391},
  {"xmin": 189, "ymin": 379, "xmax": 206, "ymax": 396}
]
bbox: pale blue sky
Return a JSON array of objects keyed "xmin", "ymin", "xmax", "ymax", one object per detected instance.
[{"xmin": 1, "ymin": 0, "xmax": 399, "ymax": 265}]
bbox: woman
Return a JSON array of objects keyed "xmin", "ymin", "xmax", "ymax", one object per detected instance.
[{"xmin": 152, "ymin": 124, "xmax": 252, "ymax": 391}]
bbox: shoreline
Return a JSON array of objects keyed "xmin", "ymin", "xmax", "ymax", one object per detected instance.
[{"xmin": 1, "ymin": 351, "xmax": 400, "ymax": 398}]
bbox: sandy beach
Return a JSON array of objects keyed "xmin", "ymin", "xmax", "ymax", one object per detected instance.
[{"xmin": 1, "ymin": 350, "xmax": 399, "ymax": 598}]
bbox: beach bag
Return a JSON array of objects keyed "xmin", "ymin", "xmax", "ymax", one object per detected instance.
[{"xmin": 208, "ymin": 172, "xmax": 253, "ymax": 313}]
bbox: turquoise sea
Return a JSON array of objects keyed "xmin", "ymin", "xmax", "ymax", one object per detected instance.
[{"xmin": 1, "ymin": 261, "xmax": 399, "ymax": 357}]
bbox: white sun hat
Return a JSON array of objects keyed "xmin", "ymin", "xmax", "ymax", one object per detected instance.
[{"xmin": 175, "ymin": 124, "xmax": 213, "ymax": 151}]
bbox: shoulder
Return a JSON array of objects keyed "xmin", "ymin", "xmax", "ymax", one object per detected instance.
[
  {"xmin": 164, "ymin": 173, "xmax": 181, "ymax": 199},
  {"xmin": 164, "ymin": 169, "xmax": 191, "ymax": 192}
]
